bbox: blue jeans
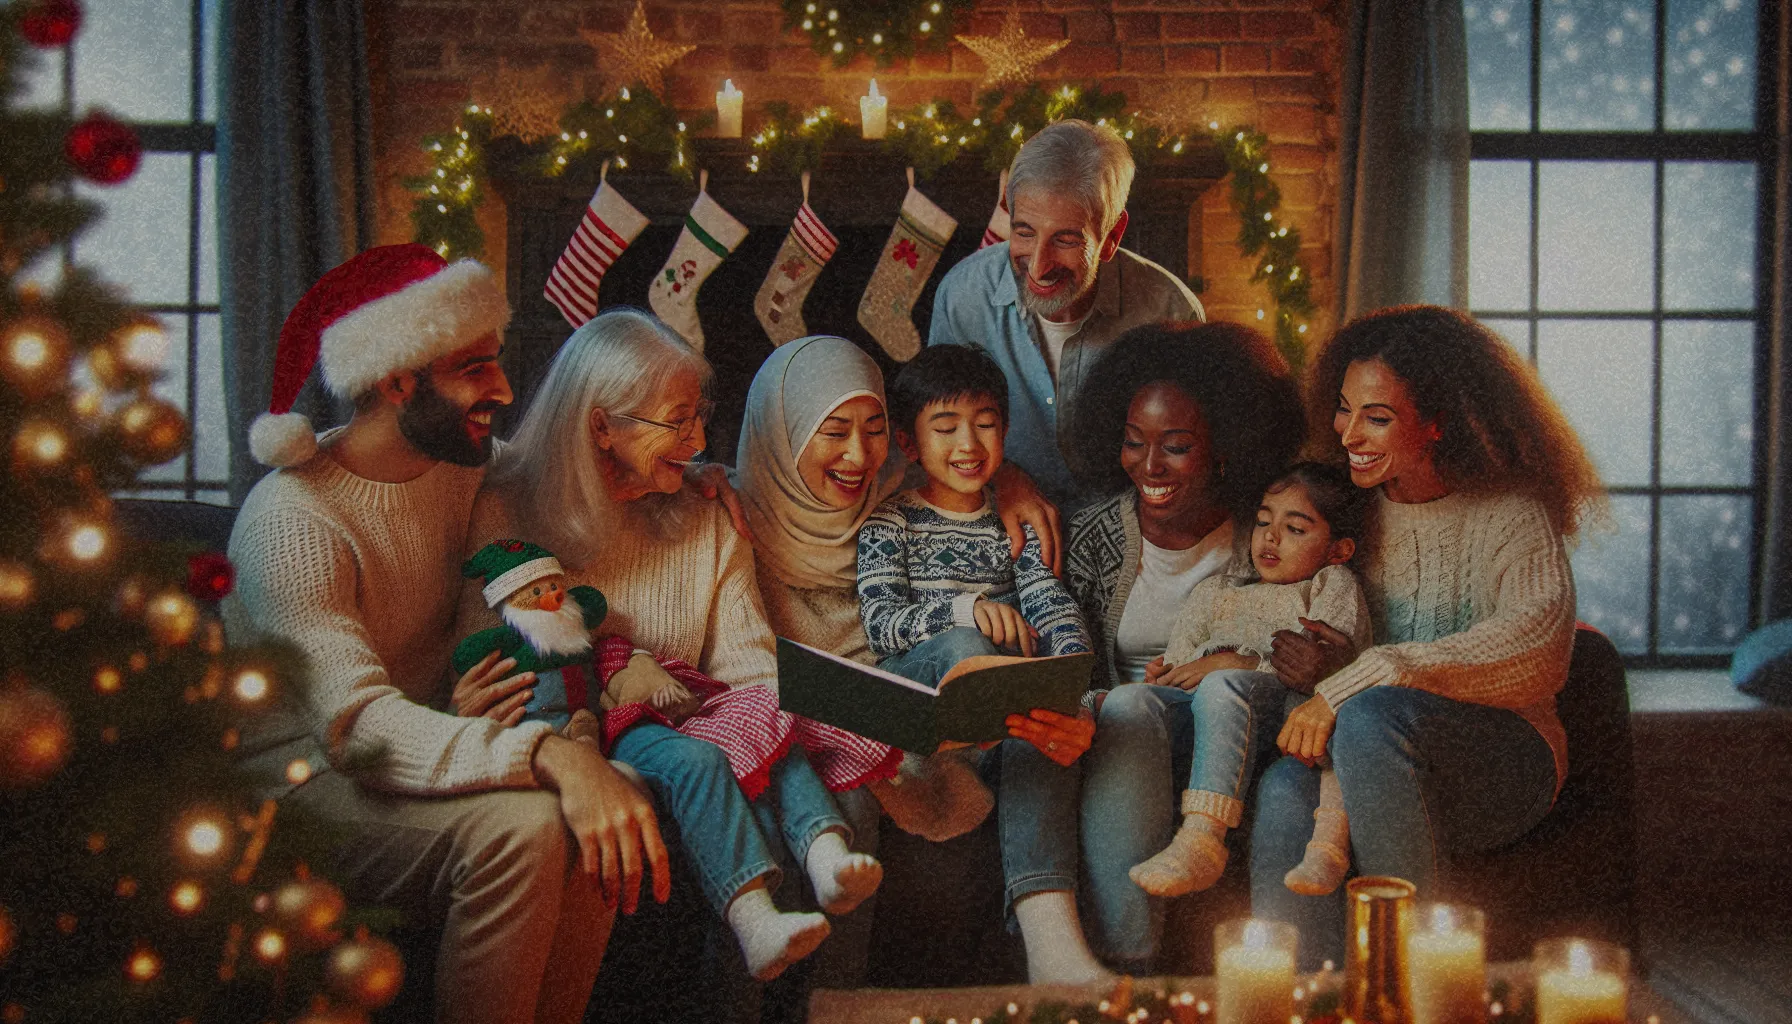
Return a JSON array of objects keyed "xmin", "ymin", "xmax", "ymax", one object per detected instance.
[
  {"xmin": 1249, "ymin": 687, "xmax": 1559, "ymax": 968},
  {"xmin": 1189, "ymin": 669, "xmax": 1306, "ymax": 806},
  {"xmin": 877, "ymin": 626, "xmax": 998, "ymax": 688},
  {"xmin": 609, "ymin": 724, "xmax": 849, "ymax": 915}
]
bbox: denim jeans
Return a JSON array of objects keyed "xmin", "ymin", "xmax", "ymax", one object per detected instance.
[
  {"xmin": 877, "ymin": 626, "xmax": 999, "ymax": 688},
  {"xmin": 1249, "ymin": 687, "xmax": 1559, "ymax": 968},
  {"xmin": 1188, "ymin": 669, "xmax": 1306, "ymax": 805},
  {"xmin": 610, "ymin": 724, "xmax": 849, "ymax": 915}
]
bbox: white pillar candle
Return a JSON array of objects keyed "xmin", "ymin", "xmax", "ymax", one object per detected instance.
[
  {"xmin": 1215, "ymin": 920, "xmax": 1295, "ymax": 1024},
  {"xmin": 860, "ymin": 79, "xmax": 888, "ymax": 139},
  {"xmin": 1536, "ymin": 940, "xmax": 1628, "ymax": 1024},
  {"xmin": 1405, "ymin": 905, "xmax": 1486, "ymax": 1024},
  {"xmin": 716, "ymin": 79, "xmax": 743, "ymax": 138}
]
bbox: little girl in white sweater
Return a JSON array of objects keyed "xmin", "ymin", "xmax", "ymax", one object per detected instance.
[{"xmin": 1130, "ymin": 463, "xmax": 1374, "ymax": 897}]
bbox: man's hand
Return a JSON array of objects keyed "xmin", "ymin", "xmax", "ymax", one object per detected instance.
[
  {"xmin": 452, "ymin": 651, "xmax": 535, "ymax": 725},
  {"xmin": 1269, "ymin": 617, "xmax": 1356, "ymax": 694},
  {"xmin": 1005, "ymin": 707, "xmax": 1095, "ymax": 767},
  {"xmin": 533, "ymin": 735, "xmax": 672, "ymax": 915},
  {"xmin": 684, "ymin": 462, "xmax": 753, "ymax": 543},
  {"xmin": 1157, "ymin": 651, "xmax": 1257, "ymax": 690},
  {"xmin": 1277, "ymin": 694, "xmax": 1337, "ymax": 766},
  {"xmin": 990, "ymin": 462, "xmax": 1063, "ymax": 576},
  {"xmin": 973, "ymin": 600, "xmax": 1038, "ymax": 656}
]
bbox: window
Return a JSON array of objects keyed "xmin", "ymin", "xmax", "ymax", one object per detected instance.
[
  {"xmin": 1464, "ymin": 0, "xmax": 1774, "ymax": 664},
  {"xmin": 22, "ymin": 0, "xmax": 226, "ymax": 504}
]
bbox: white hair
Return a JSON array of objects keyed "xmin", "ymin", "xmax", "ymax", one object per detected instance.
[
  {"xmin": 1006, "ymin": 119, "xmax": 1136, "ymax": 237},
  {"xmin": 490, "ymin": 308, "xmax": 712, "ymax": 567}
]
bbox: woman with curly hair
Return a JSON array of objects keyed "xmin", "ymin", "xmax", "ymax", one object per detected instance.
[
  {"xmin": 1255, "ymin": 304, "xmax": 1605, "ymax": 965},
  {"xmin": 1000, "ymin": 320, "xmax": 1303, "ymax": 979}
]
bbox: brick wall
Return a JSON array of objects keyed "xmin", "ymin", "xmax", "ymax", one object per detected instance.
[{"xmin": 366, "ymin": 0, "xmax": 1343, "ymax": 335}]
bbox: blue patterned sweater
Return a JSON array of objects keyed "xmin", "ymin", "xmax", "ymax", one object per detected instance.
[{"xmin": 856, "ymin": 489, "xmax": 1092, "ymax": 659}]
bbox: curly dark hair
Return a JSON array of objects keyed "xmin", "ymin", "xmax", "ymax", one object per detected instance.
[
  {"xmin": 1305, "ymin": 305, "xmax": 1606, "ymax": 539},
  {"xmin": 1068, "ymin": 320, "xmax": 1305, "ymax": 525},
  {"xmin": 1264, "ymin": 462, "xmax": 1374, "ymax": 544}
]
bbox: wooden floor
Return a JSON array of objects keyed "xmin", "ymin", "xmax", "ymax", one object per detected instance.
[{"xmin": 1632, "ymin": 708, "xmax": 1792, "ymax": 1024}]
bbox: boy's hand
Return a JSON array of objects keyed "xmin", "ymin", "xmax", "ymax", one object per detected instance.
[
  {"xmin": 1276, "ymin": 694, "xmax": 1337, "ymax": 766},
  {"xmin": 973, "ymin": 600, "xmax": 1038, "ymax": 656},
  {"xmin": 991, "ymin": 462, "xmax": 1063, "ymax": 576}
]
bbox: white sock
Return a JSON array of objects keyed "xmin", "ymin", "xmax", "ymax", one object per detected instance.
[
  {"xmin": 1285, "ymin": 769, "xmax": 1351, "ymax": 896},
  {"xmin": 1012, "ymin": 891, "xmax": 1115, "ymax": 986},
  {"xmin": 805, "ymin": 829, "xmax": 883, "ymax": 916},
  {"xmin": 1129, "ymin": 809, "xmax": 1229, "ymax": 897},
  {"xmin": 724, "ymin": 885, "xmax": 831, "ymax": 981}
]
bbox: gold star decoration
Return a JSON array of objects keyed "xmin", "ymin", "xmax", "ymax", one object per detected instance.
[
  {"xmin": 472, "ymin": 62, "xmax": 564, "ymax": 143},
  {"xmin": 580, "ymin": 2, "xmax": 696, "ymax": 97},
  {"xmin": 955, "ymin": 1, "xmax": 1070, "ymax": 90}
]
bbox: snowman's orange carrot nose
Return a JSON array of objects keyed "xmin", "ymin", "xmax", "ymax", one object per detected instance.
[{"xmin": 538, "ymin": 588, "xmax": 566, "ymax": 612}]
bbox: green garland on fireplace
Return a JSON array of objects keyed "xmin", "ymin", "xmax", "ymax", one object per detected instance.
[{"xmin": 404, "ymin": 83, "xmax": 1318, "ymax": 368}]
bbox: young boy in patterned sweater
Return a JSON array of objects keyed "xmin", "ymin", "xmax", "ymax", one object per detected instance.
[{"xmin": 857, "ymin": 344, "xmax": 1090, "ymax": 688}]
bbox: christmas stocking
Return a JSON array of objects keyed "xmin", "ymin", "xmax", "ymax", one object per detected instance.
[
  {"xmin": 857, "ymin": 168, "xmax": 957, "ymax": 362},
  {"xmin": 755, "ymin": 172, "xmax": 839, "ymax": 346},
  {"xmin": 545, "ymin": 162, "xmax": 649, "ymax": 328},
  {"xmin": 649, "ymin": 171, "xmax": 748, "ymax": 352},
  {"xmin": 980, "ymin": 168, "xmax": 1011, "ymax": 249}
]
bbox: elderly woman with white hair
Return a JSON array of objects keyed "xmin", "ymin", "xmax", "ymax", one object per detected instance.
[{"xmin": 455, "ymin": 309, "xmax": 888, "ymax": 985}]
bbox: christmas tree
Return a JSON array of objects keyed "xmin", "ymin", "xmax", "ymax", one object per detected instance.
[{"xmin": 0, "ymin": 3, "xmax": 400, "ymax": 1021}]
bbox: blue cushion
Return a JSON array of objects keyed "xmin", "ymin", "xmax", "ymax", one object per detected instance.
[{"xmin": 1731, "ymin": 620, "xmax": 1792, "ymax": 704}]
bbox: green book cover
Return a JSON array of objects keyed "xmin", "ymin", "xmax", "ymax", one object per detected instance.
[{"xmin": 776, "ymin": 638, "xmax": 1093, "ymax": 754}]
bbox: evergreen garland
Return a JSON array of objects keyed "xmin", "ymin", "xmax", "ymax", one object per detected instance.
[{"xmin": 779, "ymin": 0, "xmax": 977, "ymax": 67}]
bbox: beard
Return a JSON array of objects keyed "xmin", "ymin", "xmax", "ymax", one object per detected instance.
[
  {"xmin": 502, "ymin": 599, "xmax": 594, "ymax": 658},
  {"xmin": 398, "ymin": 375, "xmax": 497, "ymax": 468},
  {"xmin": 1010, "ymin": 251, "xmax": 1096, "ymax": 321}
]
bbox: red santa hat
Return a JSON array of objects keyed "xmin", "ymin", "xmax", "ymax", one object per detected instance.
[{"xmin": 249, "ymin": 243, "xmax": 511, "ymax": 467}]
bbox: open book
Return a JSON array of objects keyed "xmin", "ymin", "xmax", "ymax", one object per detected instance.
[{"xmin": 776, "ymin": 638, "xmax": 1094, "ymax": 754}]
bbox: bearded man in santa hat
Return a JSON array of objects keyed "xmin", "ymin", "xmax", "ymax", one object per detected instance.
[{"xmin": 221, "ymin": 244, "xmax": 669, "ymax": 1024}]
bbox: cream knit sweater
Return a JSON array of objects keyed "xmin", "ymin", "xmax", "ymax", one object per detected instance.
[
  {"xmin": 1316, "ymin": 490, "xmax": 1575, "ymax": 787},
  {"xmin": 459, "ymin": 491, "xmax": 780, "ymax": 690},
  {"xmin": 222, "ymin": 448, "xmax": 552, "ymax": 796}
]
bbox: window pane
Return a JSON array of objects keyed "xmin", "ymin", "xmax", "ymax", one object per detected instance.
[
  {"xmin": 1465, "ymin": 0, "xmax": 1532, "ymax": 130},
  {"xmin": 1482, "ymin": 318, "xmax": 1533, "ymax": 360},
  {"xmin": 1536, "ymin": 319, "xmax": 1653, "ymax": 486},
  {"xmin": 74, "ymin": 0, "xmax": 193, "ymax": 122},
  {"xmin": 195, "ymin": 313, "xmax": 227, "ymax": 483},
  {"xmin": 1663, "ymin": 162, "xmax": 1756, "ymax": 311},
  {"xmin": 199, "ymin": 154, "xmax": 218, "ymax": 304},
  {"xmin": 1540, "ymin": 0, "xmax": 1655, "ymax": 130},
  {"xmin": 72, "ymin": 154, "xmax": 192, "ymax": 305},
  {"xmin": 201, "ymin": 0, "xmax": 219, "ymax": 124},
  {"xmin": 18, "ymin": 45, "xmax": 64, "ymax": 110},
  {"xmin": 1666, "ymin": 0, "xmax": 1758, "ymax": 129},
  {"xmin": 139, "ymin": 316, "xmax": 189, "ymax": 484},
  {"xmin": 1537, "ymin": 162, "xmax": 1654, "ymax": 311},
  {"xmin": 1658, "ymin": 494, "xmax": 1751, "ymax": 652},
  {"xmin": 1572, "ymin": 494, "xmax": 1651, "ymax": 654},
  {"xmin": 1661, "ymin": 320, "xmax": 1753, "ymax": 486},
  {"xmin": 1469, "ymin": 161, "xmax": 1532, "ymax": 311}
]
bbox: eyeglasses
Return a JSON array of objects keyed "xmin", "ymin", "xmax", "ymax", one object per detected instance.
[{"xmin": 613, "ymin": 400, "xmax": 714, "ymax": 446}]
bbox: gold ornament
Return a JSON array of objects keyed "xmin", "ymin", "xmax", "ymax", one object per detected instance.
[
  {"xmin": 113, "ymin": 395, "xmax": 189, "ymax": 464},
  {"xmin": 0, "ymin": 562, "xmax": 34, "ymax": 612},
  {"xmin": 11, "ymin": 418, "xmax": 70, "ymax": 472},
  {"xmin": 1, "ymin": 316, "xmax": 72, "ymax": 398},
  {"xmin": 144, "ymin": 590, "xmax": 200, "ymax": 647},
  {"xmin": 273, "ymin": 878, "xmax": 347, "ymax": 949},
  {"xmin": 0, "ymin": 685, "xmax": 72, "ymax": 789},
  {"xmin": 474, "ymin": 62, "xmax": 564, "ymax": 143},
  {"xmin": 327, "ymin": 932, "xmax": 405, "ymax": 1010},
  {"xmin": 84, "ymin": 345, "xmax": 128, "ymax": 390},
  {"xmin": 580, "ymin": 2, "xmax": 695, "ymax": 96},
  {"xmin": 954, "ymin": 1, "xmax": 1069, "ymax": 89},
  {"xmin": 112, "ymin": 316, "xmax": 171, "ymax": 373}
]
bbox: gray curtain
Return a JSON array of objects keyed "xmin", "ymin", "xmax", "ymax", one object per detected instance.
[
  {"xmin": 1332, "ymin": 0, "xmax": 1470, "ymax": 319},
  {"xmin": 218, "ymin": 0, "xmax": 374, "ymax": 503}
]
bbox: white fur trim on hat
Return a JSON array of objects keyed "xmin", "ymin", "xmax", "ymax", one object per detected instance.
[
  {"xmin": 249, "ymin": 412, "xmax": 319, "ymax": 468},
  {"xmin": 484, "ymin": 556, "xmax": 565, "ymax": 608},
  {"xmin": 320, "ymin": 259, "xmax": 510, "ymax": 400}
]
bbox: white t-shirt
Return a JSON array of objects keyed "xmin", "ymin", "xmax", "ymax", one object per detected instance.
[
  {"xmin": 1113, "ymin": 528, "xmax": 1234, "ymax": 682},
  {"xmin": 1036, "ymin": 312, "xmax": 1088, "ymax": 383}
]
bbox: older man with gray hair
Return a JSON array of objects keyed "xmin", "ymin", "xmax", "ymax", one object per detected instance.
[{"xmin": 928, "ymin": 119, "xmax": 1203, "ymax": 518}]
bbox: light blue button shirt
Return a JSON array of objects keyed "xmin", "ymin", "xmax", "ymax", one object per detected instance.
[{"xmin": 927, "ymin": 242, "xmax": 1204, "ymax": 513}]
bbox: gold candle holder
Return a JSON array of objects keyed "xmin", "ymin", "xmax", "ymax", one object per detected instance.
[{"xmin": 1344, "ymin": 876, "xmax": 1416, "ymax": 1024}]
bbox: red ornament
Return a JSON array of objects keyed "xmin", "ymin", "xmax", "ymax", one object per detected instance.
[
  {"xmin": 186, "ymin": 552, "xmax": 236, "ymax": 602},
  {"xmin": 65, "ymin": 114, "xmax": 142, "ymax": 185},
  {"xmin": 19, "ymin": 0, "xmax": 82, "ymax": 48}
]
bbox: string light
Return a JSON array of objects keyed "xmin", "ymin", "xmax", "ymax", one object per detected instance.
[
  {"xmin": 233, "ymin": 669, "xmax": 271, "ymax": 703},
  {"xmin": 254, "ymin": 929, "xmax": 288, "ymax": 963},
  {"xmin": 170, "ymin": 881, "xmax": 204, "ymax": 915},
  {"xmin": 183, "ymin": 817, "xmax": 226, "ymax": 858},
  {"xmin": 126, "ymin": 947, "xmax": 162, "ymax": 983}
]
